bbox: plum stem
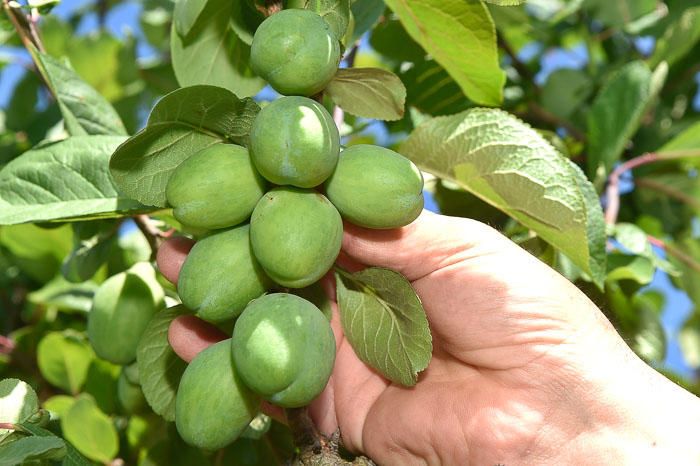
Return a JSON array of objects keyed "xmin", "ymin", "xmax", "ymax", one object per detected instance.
[{"xmin": 285, "ymin": 408, "xmax": 376, "ymax": 465}]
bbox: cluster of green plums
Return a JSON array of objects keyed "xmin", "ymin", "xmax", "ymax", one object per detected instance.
[{"xmin": 89, "ymin": 7, "xmax": 424, "ymax": 452}]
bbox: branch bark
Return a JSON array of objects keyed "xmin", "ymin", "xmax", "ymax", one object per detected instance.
[
  {"xmin": 133, "ymin": 215, "xmax": 165, "ymax": 260},
  {"xmin": 604, "ymin": 149, "xmax": 700, "ymax": 225}
]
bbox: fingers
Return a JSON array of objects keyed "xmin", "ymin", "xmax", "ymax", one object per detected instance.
[
  {"xmin": 156, "ymin": 236, "xmax": 194, "ymax": 284},
  {"xmin": 168, "ymin": 315, "xmax": 287, "ymax": 423},
  {"xmin": 341, "ymin": 211, "xmax": 503, "ymax": 281},
  {"xmin": 168, "ymin": 315, "xmax": 227, "ymax": 363}
]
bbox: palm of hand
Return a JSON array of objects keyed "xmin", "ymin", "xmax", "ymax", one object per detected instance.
[{"xmin": 314, "ymin": 215, "xmax": 612, "ymax": 466}]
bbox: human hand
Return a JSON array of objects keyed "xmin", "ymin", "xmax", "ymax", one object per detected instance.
[{"xmin": 158, "ymin": 212, "xmax": 700, "ymax": 465}]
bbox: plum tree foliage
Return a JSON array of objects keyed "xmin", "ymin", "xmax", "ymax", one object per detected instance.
[{"xmin": 0, "ymin": 0, "xmax": 699, "ymax": 464}]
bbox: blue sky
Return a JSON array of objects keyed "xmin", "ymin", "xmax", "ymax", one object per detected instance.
[{"xmin": 0, "ymin": 0, "xmax": 697, "ymax": 378}]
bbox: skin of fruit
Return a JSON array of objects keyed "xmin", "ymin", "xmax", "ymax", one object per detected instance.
[
  {"xmin": 232, "ymin": 293, "xmax": 336, "ymax": 408},
  {"xmin": 87, "ymin": 263, "xmax": 164, "ymax": 365},
  {"xmin": 165, "ymin": 144, "xmax": 266, "ymax": 230},
  {"xmin": 117, "ymin": 369, "xmax": 147, "ymax": 415},
  {"xmin": 325, "ymin": 144, "xmax": 425, "ymax": 229},
  {"xmin": 175, "ymin": 340, "xmax": 260, "ymax": 450},
  {"xmin": 250, "ymin": 96, "xmax": 339, "ymax": 188},
  {"xmin": 178, "ymin": 225, "xmax": 273, "ymax": 323},
  {"xmin": 250, "ymin": 9, "xmax": 340, "ymax": 96},
  {"xmin": 250, "ymin": 187, "xmax": 342, "ymax": 288}
]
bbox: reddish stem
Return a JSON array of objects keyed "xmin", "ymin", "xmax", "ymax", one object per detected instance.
[{"xmin": 604, "ymin": 153, "xmax": 660, "ymax": 225}]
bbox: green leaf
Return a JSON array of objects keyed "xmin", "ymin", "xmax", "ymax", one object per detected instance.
[
  {"xmin": 587, "ymin": 61, "xmax": 667, "ymax": 179},
  {"xmin": 28, "ymin": 276, "xmax": 98, "ymax": 313},
  {"xmin": 62, "ymin": 221, "xmax": 118, "ymax": 283},
  {"xmin": 540, "ymin": 68, "xmax": 592, "ymax": 120},
  {"xmin": 61, "ymin": 395, "xmax": 118, "ymax": 463},
  {"xmin": 650, "ymin": 7, "xmax": 700, "ymax": 68},
  {"xmin": 568, "ymin": 160, "xmax": 607, "ymax": 285},
  {"xmin": 399, "ymin": 60, "xmax": 471, "ymax": 116},
  {"xmin": 401, "ymin": 108, "xmax": 606, "ymax": 286},
  {"xmin": 370, "ymin": 17, "xmax": 425, "ymax": 63},
  {"xmin": 482, "ymin": 0, "xmax": 525, "ymax": 4},
  {"xmin": 43, "ymin": 395, "xmax": 76, "ymax": 419},
  {"xmin": 110, "ymin": 85, "xmax": 260, "ymax": 207},
  {"xmin": 37, "ymin": 332, "xmax": 95, "ymax": 394},
  {"xmin": 17, "ymin": 423, "xmax": 94, "ymax": 466},
  {"xmin": 137, "ymin": 305, "xmax": 189, "ymax": 421},
  {"xmin": 326, "ymin": 68, "xmax": 406, "ymax": 121},
  {"xmin": 83, "ymin": 359, "xmax": 120, "ymax": 415},
  {"xmin": 173, "ymin": 0, "xmax": 208, "ymax": 37},
  {"xmin": 335, "ymin": 267, "xmax": 431, "ymax": 386},
  {"xmin": 659, "ymin": 121, "xmax": 700, "ymax": 152},
  {"xmin": 291, "ymin": 0, "xmax": 351, "ymax": 40},
  {"xmin": 585, "ymin": 0, "xmax": 656, "ymax": 28},
  {"xmin": 680, "ymin": 311, "xmax": 700, "ymax": 368},
  {"xmin": 0, "ymin": 136, "xmax": 150, "ymax": 225},
  {"xmin": 30, "ymin": 48, "xmax": 127, "ymax": 136},
  {"xmin": 606, "ymin": 253, "xmax": 654, "ymax": 285},
  {"xmin": 5, "ymin": 72, "xmax": 39, "ymax": 132},
  {"xmin": 171, "ymin": 0, "xmax": 265, "ymax": 97},
  {"xmin": 0, "ymin": 435, "xmax": 66, "ymax": 465},
  {"xmin": 350, "ymin": 0, "xmax": 384, "ymax": 42},
  {"xmin": 383, "ymin": 0, "xmax": 505, "ymax": 106},
  {"xmin": 0, "ymin": 379, "xmax": 39, "ymax": 441},
  {"xmin": 230, "ymin": 0, "xmax": 265, "ymax": 45},
  {"xmin": 0, "ymin": 224, "xmax": 73, "ymax": 282}
]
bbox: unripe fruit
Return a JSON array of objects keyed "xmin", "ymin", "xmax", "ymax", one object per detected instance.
[
  {"xmin": 232, "ymin": 293, "xmax": 335, "ymax": 408},
  {"xmin": 166, "ymin": 144, "xmax": 266, "ymax": 230},
  {"xmin": 250, "ymin": 188, "xmax": 342, "ymax": 288},
  {"xmin": 117, "ymin": 368, "xmax": 147, "ymax": 414},
  {"xmin": 250, "ymin": 9, "xmax": 340, "ymax": 96},
  {"xmin": 175, "ymin": 340, "xmax": 260, "ymax": 450},
  {"xmin": 178, "ymin": 225, "xmax": 272, "ymax": 323},
  {"xmin": 88, "ymin": 263, "xmax": 164, "ymax": 364},
  {"xmin": 325, "ymin": 145, "xmax": 424, "ymax": 229},
  {"xmin": 250, "ymin": 96, "xmax": 339, "ymax": 188}
]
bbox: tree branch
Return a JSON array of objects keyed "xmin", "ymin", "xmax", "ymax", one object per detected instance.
[
  {"xmin": 647, "ymin": 235, "xmax": 700, "ymax": 274},
  {"xmin": 605, "ymin": 150, "xmax": 700, "ymax": 225},
  {"xmin": 285, "ymin": 408, "xmax": 375, "ymax": 465},
  {"xmin": 133, "ymin": 215, "xmax": 165, "ymax": 260},
  {"xmin": 497, "ymin": 34, "xmax": 533, "ymax": 83},
  {"xmin": 2, "ymin": 0, "xmax": 44, "ymax": 52}
]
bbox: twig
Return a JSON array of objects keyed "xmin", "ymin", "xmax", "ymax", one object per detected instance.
[
  {"xmin": 0, "ymin": 335, "xmax": 15, "ymax": 355},
  {"xmin": 525, "ymin": 102, "xmax": 587, "ymax": 142},
  {"xmin": 647, "ymin": 235, "xmax": 700, "ymax": 274},
  {"xmin": 2, "ymin": 0, "xmax": 36, "ymax": 51},
  {"xmin": 255, "ymin": 0, "xmax": 282, "ymax": 16},
  {"xmin": 497, "ymin": 34, "xmax": 533, "ymax": 83},
  {"xmin": 0, "ymin": 423, "xmax": 16, "ymax": 430},
  {"xmin": 133, "ymin": 215, "xmax": 164, "ymax": 260},
  {"xmin": 332, "ymin": 44, "xmax": 359, "ymax": 131},
  {"xmin": 286, "ymin": 408, "xmax": 323, "ymax": 454},
  {"xmin": 635, "ymin": 178, "xmax": 700, "ymax": 211},
  {"xmin": 604, "ymin": 149, "xmax": 700, "ymax": 225}
]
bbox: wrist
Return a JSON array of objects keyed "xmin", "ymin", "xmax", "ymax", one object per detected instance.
[{"xmin": 539, "ymin": 326, "xmax": 700, "ymax": 465}]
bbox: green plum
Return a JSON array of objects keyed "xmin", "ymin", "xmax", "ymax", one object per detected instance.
[
  {"xmin": 250, "ymin": 9, "xmax": 340, "ymax": 96},
  {"xmin": 232, "ymin": 293, "xmax": 335, "ymax": 408},
  {"xmin": 178, "ymin": 225, "xmax": 273, "ymax": 323},
  {"xmin": 87, "ymin": 262, "xmax": 164, "ymax": 364},
  {"xmin": 166, "ymin": 144, "xmax": 266, "ymax": 230},
  {"xmin": 250, "ymin": 188, "xmax": 342, "ymax": 288},
  {"xmin": 250, "ymin": 96, "xmax": 339, "ymax": 188},
  {"xmin": 175, "ymin": 340, "xmax": 260, "ymax": 450},
  {"xmin": 325, "ymin": 144, "xmax": 424, "ymax": 229}
]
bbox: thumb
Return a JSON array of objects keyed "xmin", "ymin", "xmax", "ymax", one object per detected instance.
[{"xmin": 341, "ymin": 211, "xmax": 503, "ymax": 281}]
